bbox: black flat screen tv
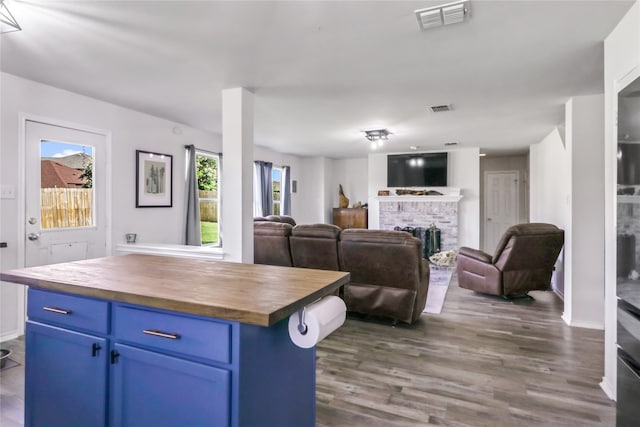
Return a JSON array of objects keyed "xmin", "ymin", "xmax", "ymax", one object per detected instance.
[{"xmin": 387, "ymin": 152, "xmax": 448, "ymax": 187}]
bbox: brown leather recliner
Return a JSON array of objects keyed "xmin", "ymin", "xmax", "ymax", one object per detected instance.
[
  {"xmin": 338, "ymin": 229, "xmax": 430, "ymax": 324},
  {"xmin": 253, "ymin": 221, "xmax": 294, "ymax": 267},
  {"xmin": 457, "ymin": 223, "xmax": 565, "ymax": 297}
]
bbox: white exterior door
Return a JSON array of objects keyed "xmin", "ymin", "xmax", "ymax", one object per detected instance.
[
  {"xmin": 25, "ymin": 120, "xmax": 108, "ymax": 267},
  {"xmin": 484, "ymin": 171, "xmax": 519, "ymax": 253}
]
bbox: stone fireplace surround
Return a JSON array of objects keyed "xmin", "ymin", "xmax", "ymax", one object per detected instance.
[{"xmin": 377, "ymin": 192, "xmax": 463, "ymax": 252}]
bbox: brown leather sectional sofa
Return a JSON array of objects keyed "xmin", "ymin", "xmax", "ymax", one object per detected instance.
[{"xmin": 254, "ymin": 218, "xmax": 430, "ymax": 324}]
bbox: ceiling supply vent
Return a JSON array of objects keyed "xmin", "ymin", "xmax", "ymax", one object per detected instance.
[
  {"xmin": 429, "ymin": 104, "xmax": 452, "ymax": 113},
  {"xmin": 415, "ymin": 1, "xmax": 470, "ymax": 31},
  {"xmin": 444, "ymin": 142, "xmax": 459, "ymax": 146}
]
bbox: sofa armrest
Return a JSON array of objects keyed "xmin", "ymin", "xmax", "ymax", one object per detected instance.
[{"xmin": 458, "ymin": 246, "xmax": 492, "ymax": 264}]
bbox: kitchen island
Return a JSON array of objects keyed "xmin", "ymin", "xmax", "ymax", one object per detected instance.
[{"xmin": 0, "ymin": 254, "xmax": 350, "ymax": 427}]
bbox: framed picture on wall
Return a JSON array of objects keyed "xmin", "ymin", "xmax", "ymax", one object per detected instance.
[{"xmin": 136, "ymin": 150, "xmax": 173, "ymax": 207}]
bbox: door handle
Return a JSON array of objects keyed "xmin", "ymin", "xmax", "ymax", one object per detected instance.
[{"xmin": 27, "ymin": 233, "xmax": 40, "ymax": 241}]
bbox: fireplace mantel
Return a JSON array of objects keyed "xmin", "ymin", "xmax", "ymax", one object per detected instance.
[{"xmin": 376, "ymin": 195, "xmax": 463, "ymax": 203}]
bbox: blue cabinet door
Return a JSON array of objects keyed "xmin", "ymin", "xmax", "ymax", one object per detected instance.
[
  {"xmin": 110, "ymin": 343, "xmax": 230, "ymax": 427},
  {"xmin": 25, "ymin": 321, "xmax": 108, "ymax": 427}
]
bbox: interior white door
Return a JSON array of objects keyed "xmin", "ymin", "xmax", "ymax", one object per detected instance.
[
  {"xmin": 25, "ymin": 121, "xmax": 107, "ymax": 267},
  {"xmin": 484, "ymin": 171, "xmax": 519, "ymax": 253}
]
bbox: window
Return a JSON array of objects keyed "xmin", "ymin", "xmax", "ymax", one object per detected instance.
[
  {"xmin": 196, "ymin": 151, "xmax": 220, "ymax": 246},
  {"xmin": 272, "ymin": 167, "xmax": 282, "ymax": 215},
  {"xmin": 40, "ymin": 141, "xmax": 94, "ymax": 229}
]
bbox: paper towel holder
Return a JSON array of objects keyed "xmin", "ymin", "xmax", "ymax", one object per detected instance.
[{"xmin": 297, "ymin": 308, "xmax": 308, "ymax": 335}]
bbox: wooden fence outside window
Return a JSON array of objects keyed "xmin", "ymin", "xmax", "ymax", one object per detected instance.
[{"xmin": 41, "ymin": 188, "xmax": 93, "ymax": 229}]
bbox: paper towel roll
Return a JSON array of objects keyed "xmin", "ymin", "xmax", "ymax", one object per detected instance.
[{"xmin": 288, "ymin": 296, "xmax": 346, "ymax": 349}]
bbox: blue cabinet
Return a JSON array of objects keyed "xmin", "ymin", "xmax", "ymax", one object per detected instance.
[
  {"xmin": 110, "ymin": 343, "xmax": 230, "ymax": 427},
  {"xmin": 25, "ymin": 288, "xmax": 315, "ymax": 427},
  {"xmin": 25, "ymin": 321, "xmax": 108, "ymax": 427}
]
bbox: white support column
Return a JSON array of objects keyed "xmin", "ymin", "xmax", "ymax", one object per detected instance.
[
  {"xmin": 221, "ymin": 88, "xmax": 254, "ymax": 263},
  {"xmin": 563, "ymin": 94, "xmax": 605, "ymax": 330}
]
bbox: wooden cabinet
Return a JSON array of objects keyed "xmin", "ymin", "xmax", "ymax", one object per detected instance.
[{"xmin": 333, "ymin": 208, "xmax": 368, "ymax": 229}]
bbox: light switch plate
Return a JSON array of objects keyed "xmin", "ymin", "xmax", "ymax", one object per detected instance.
[{"xmin": 0, "ymin": 185, "xmax": 16, "ymax": 199}]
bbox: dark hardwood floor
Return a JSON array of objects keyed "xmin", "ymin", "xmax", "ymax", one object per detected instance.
[
  {"xmin": 316, "ymin": 277, "xmax": 615, "ymax": 426},
  {"xmin": 0, "ymin": 275, "xmax": 614, "ymax": 426}
]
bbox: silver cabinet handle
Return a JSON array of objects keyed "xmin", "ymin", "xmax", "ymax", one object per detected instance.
[
  {"xmin": 143, "ymin": 329, "xmax": 180, "ymax": 340},
  {"xmin": 43, "ymin": 307, "xmax": 72, "ymax": 315}
]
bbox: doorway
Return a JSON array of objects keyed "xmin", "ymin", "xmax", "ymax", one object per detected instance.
[
  {"xmin": 484, "ymin": 170, "xmax": 519, "ymax": 252},
  {"xmin": 24, "ymin": 120, "xmax": 109, "ymax": 267}
]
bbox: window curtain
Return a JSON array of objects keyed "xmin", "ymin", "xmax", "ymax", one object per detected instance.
[
  {"xmin": 282, "ymin": 165, "xmax": 291, "ymax": 215},
  {"xmin": 185, "ymin": 145, "xmax": 201, "ymax": 246},
  {"xmin": 253, "ymin": 161, "xmax": 273, "ymax": 217}
]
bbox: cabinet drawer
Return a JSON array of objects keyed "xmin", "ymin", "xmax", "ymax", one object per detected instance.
[
  {"xmin": 27, "ymin": 288, "xmax": 109, "ymax": 334},
  {"xmin": 113, "ymin": 305, "xmax": 231, "ymax": 364}
]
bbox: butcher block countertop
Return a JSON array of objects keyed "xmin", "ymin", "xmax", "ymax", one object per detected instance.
[{"xmin": 0, "ymin": 254, "xmax": 350, "ymax": 327}]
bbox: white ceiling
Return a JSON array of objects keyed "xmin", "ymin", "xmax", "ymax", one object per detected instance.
[{"xmin": 0, "ymin": 0, "xmax": 634, "ymax": 158}]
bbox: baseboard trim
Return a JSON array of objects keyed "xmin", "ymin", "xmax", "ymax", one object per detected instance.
[
  {"xmin": 600, "ymin": 376, "xmax": 616, "ymax": 401},
  {"xmin": 553, "ymin": 288, "xmax": 564, "ymax": 301},
  {"xmin": 0, "ymin": 331, "xmax": 21, "ymax": 343},
  {"xmin": 561, "ymin": 313, "xmax": 604, "ymax": 330}
]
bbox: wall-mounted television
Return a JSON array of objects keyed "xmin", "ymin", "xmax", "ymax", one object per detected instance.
[{"xmin": 387, "ymin": 152, "xmax": 448, "ymax": 187}]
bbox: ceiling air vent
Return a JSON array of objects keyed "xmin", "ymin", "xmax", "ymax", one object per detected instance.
[
  {"xmin": 429, "ymin": 104, "xmax": 452, "ymax": 113},
  {"xmin": 415, "ymin": 1, "xmax": 470, "ymax": 31},
  {"xmin": 444, "ymin": 142, "xmax": 459, "ymax": 147}
]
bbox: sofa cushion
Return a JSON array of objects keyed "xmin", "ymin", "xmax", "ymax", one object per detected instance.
[
  {"xmin": 253, "ymin": 222, "xmax": 293, "ymax": 266},
  {"xmin": 339, "ymin": 229, "xmax": 415, "ymax": 245},
  {"xmin": 292, "ymin": 224, "xmax": 341, "ymax": 239},
  {"xmin": 254, "ymin": 221, "xmax": 293, "ymax": 236},
  {"xmin": 264, "ymin": 215, "xmax": 297, "ymax": 226},
  {"xmin": 290, "ymin": 224, "xmax": 341, "ymax": 271}
]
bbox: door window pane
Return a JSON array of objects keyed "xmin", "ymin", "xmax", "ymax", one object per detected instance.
[{"xmin": 40, "ymin": 141, "xmax": 94, "ymax": 229}]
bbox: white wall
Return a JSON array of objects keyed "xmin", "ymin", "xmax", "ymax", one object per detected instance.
[
  {"xmin": 530, "ymin": 128, "xmax": 570, "ymax": 227},
  {"xmin": 449, "ymin": 148, "xmax": 481, "ymax": 248},
  {"xmin": 529, "ymin": 127, "xmax": 570, "ymax": 296},
  {"xmin": 330, "ymin": 158, "xmax": 368, "ymax": 209},
  {"xmin": 366, "ymin": 147, "xmax": 480, "ymax": 249},
  {"xmin": 295, "ymin": 156, "xmax": 332, "ymax": 224},
  {"xmin": 603, "ymin": 0, "xmax": 640, "ymax": 400}
]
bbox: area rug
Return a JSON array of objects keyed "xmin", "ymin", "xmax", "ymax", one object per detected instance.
[{"xmin": 423, "ymin": 264, "xmax": 455, "ymax": 314}]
